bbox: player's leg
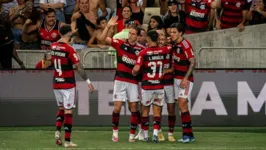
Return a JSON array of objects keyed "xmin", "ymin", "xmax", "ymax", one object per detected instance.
[
  {"xmin": 112, "ymin": 81, "xmax": 126, "ymax": 142},
  {"xmin": 175, "ymin": 80, "xmax": 194, "ymax": 143},
  {"xmin": 140, "ymin": 89, "xmax": 153, "ymax": 141},
  {"xmin": 157, "ymin": 106, "xmax": 165, "ymax": 142},
  {"xmin": 165, "ymin": 85, "xmax": 176, "ymax": 142},
  {"xmin": 62, "ymin": 87, "xmax": 77, "ymax": 147},
  {"xmin": 54, "ymin": 89, "xmax": 65, "ymax": 146},
  {"xmin": 134, "ymin": 82, "xmax": 144, "ymax": 140},
  {"xmin": 127, "ymin": 82, "xmax": 142, "ymax": 142},
  {"xmin": 151, "ymin": 90, "xmax": 165, "ymax": 143}
]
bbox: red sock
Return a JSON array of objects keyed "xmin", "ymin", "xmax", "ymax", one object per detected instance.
[
  {"xmin": 181, "ymin": 111, "xmax": 193, "ymax": 137},
  {"xmin": 64, "ymin": 114, "xmax": 73, "ymax": 142},
  {"xmin": 153, "ymin": 116, "xmax": 161, "ymax": 130},
  {"xmin": 168, "ymin": 115, "xmax": 176, "ymax": 133},
  {"xmin": 112, "ymin": 111, "xmax": 120, "ymax": 130},
  {"xmin": 141, "ymin": 117, "xmax": 149, "ymax": 131},
  {"xmin": 56, "ymin": 110, "xmax": 64, "ymax": 131},
  {"xmin": 130, "ymin": 112, "xmax": 139, "ymax": 134}
]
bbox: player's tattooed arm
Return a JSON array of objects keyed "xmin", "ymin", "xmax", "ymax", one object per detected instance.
[
  {"xmin": 75, "ymin": 63, "xmax": 88, "ymax": 81},
  {"xmin": 184, "ymin": 58, "xmax": 195, "ymax": 79}
]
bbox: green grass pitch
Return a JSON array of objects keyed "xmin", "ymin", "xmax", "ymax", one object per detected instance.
[{"xmin": 0, "ymin": 127, "xmax": 266, "ymax": 149}]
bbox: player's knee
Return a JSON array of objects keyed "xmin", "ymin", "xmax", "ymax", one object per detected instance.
[
  {"xmin": 113, "ymin": 107, "xmax": 121, "ymax": 114},
  {"xmin": 167, "ymin": 104, "xmax": 175, "ymax": 115},
  {"xmin": 178, "ymin": 98, "xmax": 188, "ymax": 112},
  {"xmin": 64, "ymin": 109, "xmax": 73, "ymax": 114},
  {"xmin": 129, "ymin": 102, "xmax": 138, "ymax": 112}
]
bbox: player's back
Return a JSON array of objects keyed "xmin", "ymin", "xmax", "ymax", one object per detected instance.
[
  {"xmin": 50, "ymin": 42, "xmax": 79, "ymax": 89},
  {"xmin": 140, "ymin": 46, "xmax": 169, "ymax": 90}
]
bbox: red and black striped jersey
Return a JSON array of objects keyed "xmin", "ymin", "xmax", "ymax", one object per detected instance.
[
  {"xmin": 220, "ymin": 0, "xmax": 249, "ymax": 29},
  {"xmin": 136, "ymin": 46, "xmax": 172, "ymax": 90},
  {"xmin": 162, "ymin": 46, "xmax": 174, "ymax": 86},
  {"xmin": 39, "ymin": 19, "xmax": 61, "ymax": 50},
  {"xmin": 185, "ymin": 0, "xmax": 213, "ymax": 34},
  {"xmin": 50, "ymin": 42, "xmax": 80, "ymax": 89},
  {"xmin": 172, "ymin": 39, "xmax": 194, "ymax": 82},
  {"xmin": 111, "ymin": 39, "xmax": 145, "ymax": 84}
]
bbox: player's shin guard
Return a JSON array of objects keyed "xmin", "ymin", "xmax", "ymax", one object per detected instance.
[
  {"xmin": 64, "ymin": 114, "xmax": 73, "ymax": 142},
  {"xmin": 56, "ymin": 109, "xmax": 64, "ymax": 131},
  {"xmin": 130, "ymin": 112, "xmax": 139, "ymax": 135},
  {"xmin": 181, "ymin": 111, "xmax": 194, "ymax": 137},
  {"xmin": 153, "ymin": 117, "xmax": 161, "ymax": 136},
  {"xmin": 141, "ymin": 117, "xmax": 149, "ymax": 138},
  {"xmin": 136, "ymin": 111, "xmax": 141, "ymax": 128},
  {"xmin": 112, "ymin": 111, "xmax": 120, "ymax": 131},
  {"xmin": 168, "ymin": 115, "xmax": 176, "ymax": 135}
]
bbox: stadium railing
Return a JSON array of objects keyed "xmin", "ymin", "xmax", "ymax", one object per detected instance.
[
  {"xmin": 197, "ymin": 47, "xmax": 266, "ymax": 68},
  {"xmin": 83, "ymin": 50, "xmax": 116, "ymax": 68}
]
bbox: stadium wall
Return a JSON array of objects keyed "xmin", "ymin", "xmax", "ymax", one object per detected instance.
[{"xmin": 0, "ymin": 69, "xmax": 266, "ymax": 126}]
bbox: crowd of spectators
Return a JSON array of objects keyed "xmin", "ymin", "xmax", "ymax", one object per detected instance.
[{"xmin": 0, "ymin": 0, "xmax": 265, "ymax": 69}]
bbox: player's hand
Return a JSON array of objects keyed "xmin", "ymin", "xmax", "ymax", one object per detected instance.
[
  {"xmin": 215, "ymin": 20, "xmax": 221, "ymax": 30},
  {"xmin": 237, "ymin": 23, "xmax": 245, "ymax": 32},
  {"xmin": 179, "ymin": 78, "xmax": 188, "ymax": 89},
  {"xmin": 107, "ymin": 16, "xmax": 118, "ymax": 27},
  {"xmin": 88, "ymin": 83, "xmax": 94, "ymax": 92}
]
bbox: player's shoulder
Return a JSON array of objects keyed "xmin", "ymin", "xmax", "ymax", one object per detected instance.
[
  {"xmin": 112, "ymin": 38, "xmax": 123, "ymax": 44},
  {"xmin": 181, "ymin": 38, "xmax": 192, "ymax": 49},
  {"xmin": 136, "ymin": 43, "xmax": 146, "ymax": 49}
]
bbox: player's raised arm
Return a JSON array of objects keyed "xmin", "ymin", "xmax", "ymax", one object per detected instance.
[{"xmin": 99, "ymin": 16, "xmax": 118, "ymax": 44}]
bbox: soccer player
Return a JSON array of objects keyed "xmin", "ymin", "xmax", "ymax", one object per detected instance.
[
  {"xmin": 132, "ymin": 30, "xmax": 171, "ymax": 143},
  {"xmin": 156, "ymin": 31, "xmax": 176, "ymax": 142},
  {"xmin": 100, "ymin": 16, "xmax": 145, "ymax": 142},
  {"xmin": 170, "ymin": 23, "xmax": 196, "ymax": 143},
  {"xmin": 50, "ymin": 25, "xmax": 94, "ymax": 147}
]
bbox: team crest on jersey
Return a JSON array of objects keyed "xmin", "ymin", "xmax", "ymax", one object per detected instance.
[
  {"xmin": 40, "ymin": 32, "xmax": 44, "ymax": 36},
  {"xmin": 135, "ymin": 51, "xmax": 140, "ymax": 55},
  {"xmin": 200, "ymin": 4, "xmax": 206, "ymax": 9},
  {"xmin": 51, "ymin": 33, "xmax": 58, "ymax": 39},
  {"xmin": 113, "ymin": 40, "xmax": 119, "ymax": 43},
  {"xmin": 147, "ymin": 51, "xmax": 153, "ymax": 55},
  {"xmin": 236, "ymin": 2, "xmax": 241, "ymax": 7}
]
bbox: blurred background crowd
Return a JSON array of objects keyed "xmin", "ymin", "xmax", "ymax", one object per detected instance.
[{"xmin": 0, "ymin": 0, "xmax": 265, "ymax": 69}]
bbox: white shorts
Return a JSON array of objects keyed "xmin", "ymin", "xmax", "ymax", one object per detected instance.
[
  {"xmin": 141, "ymin": 89, "xmax": 165, "ymax": 107},
  {"xmin": 113, "ymin": 80, "xmax": 140, "ymax": 102},
  {"xmin": 54, "ymin": 87, "xmax": 76, "ymax": 109},
  {"xmin": 174, "ymin": 79, "xmax": 193, "ymax": 100},
  {"xmin": 164, "ymin": 85, "xmax": 175, "ymax": 104}
]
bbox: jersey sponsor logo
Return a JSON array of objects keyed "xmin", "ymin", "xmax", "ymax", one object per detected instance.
[
  {"xmin": 55, "ymin": 78, "xmax": 65, "ymax": 82},
  {"xmin": 122, "ymin": 55, "xmax": 136, "ymax": 65},
  {"xmin": 190, "ymin": 10, "xmax": 205, "ymax": 18},
  {"xmin": 148, "ymin": 55, "xmax": 164, "ymax": 61},
  {"xmin": 148, "ymin": 80, "xmax": 160, "ymax": 84}
]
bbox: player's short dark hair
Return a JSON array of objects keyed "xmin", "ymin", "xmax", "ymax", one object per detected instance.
[
  {"xmin": 44, "ymin": 8, "xmax": 56, "ymax": 15},
  {"xmin": 96, "ymin": 16, "xmax": 107, "ymax": 25},
  {"xmin": 59, "ymin": 25, "xmax": 72, "ymax": 36},
  {"xmin": 147, "ymin": 30, "xmax": 158, "ymax": 42},
  {"xmin": 130, "ymin": 26, "xmax": 141, "ymax": 35},
  {"xmin": 170, "ymin": 23, "xmax": 185, "ymax": 35}
]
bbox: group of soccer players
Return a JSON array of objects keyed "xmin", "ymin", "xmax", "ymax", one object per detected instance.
[{"xmin": 49, "ymin": 15, "xmax": 195, "ymax": 147}]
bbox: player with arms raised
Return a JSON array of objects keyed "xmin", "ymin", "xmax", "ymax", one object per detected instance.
[
  {"xmin": 170, "ymin": 23, "xmax": 196, "ymax": 143},
  {"xmin": 50, "ymin": 25, "xmax": 94, "ymax": 147},
  {"xmin": 100, "ymin": 16, "xmax": 145, "ymax": 142},
  {"xmin": 132, "ymin": 30, "xmax": 171, "ymax": 143}
]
